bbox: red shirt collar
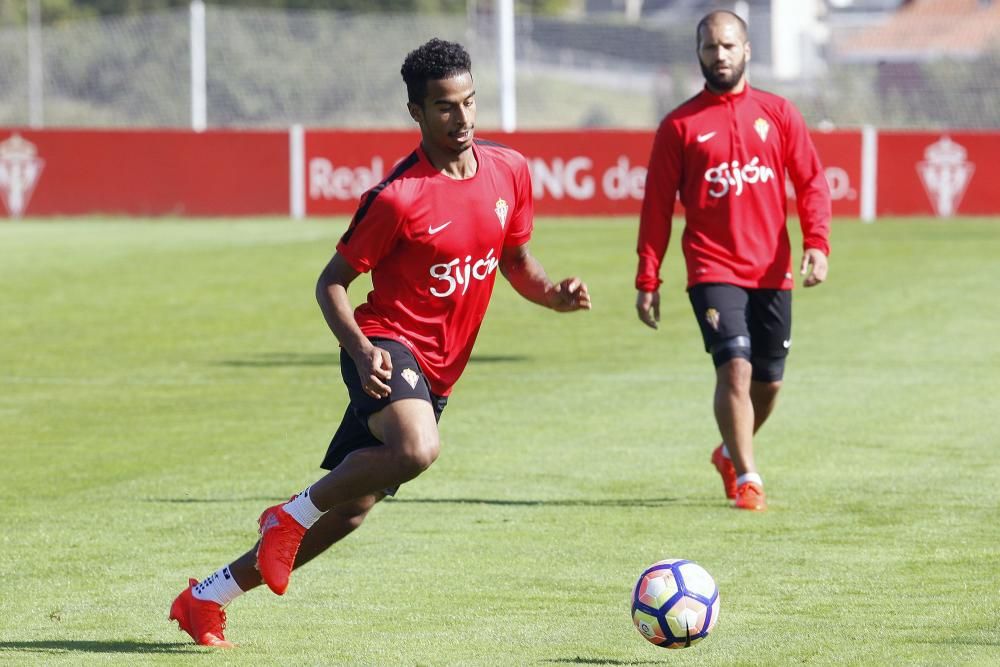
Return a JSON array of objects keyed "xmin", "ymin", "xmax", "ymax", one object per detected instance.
[{"xmin": 701, "ymin": 83, "xmax": 751, "ymax": 104}]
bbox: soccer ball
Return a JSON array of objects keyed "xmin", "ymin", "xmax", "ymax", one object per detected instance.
[{"xmin": 630, "ymin": 559, "xmax": 720, "ymax": 649}]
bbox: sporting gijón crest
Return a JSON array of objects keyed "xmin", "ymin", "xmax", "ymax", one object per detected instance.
[
  {"xmin": 494, "ymin": 197, "xmax": 508, "ymax": 229},
  {"xmin": 0, "ymin": 133, "xmax": 45, "ymax": 218}
]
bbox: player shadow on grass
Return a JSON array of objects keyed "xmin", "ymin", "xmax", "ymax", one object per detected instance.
[
  {"xmin": 216, "ymin": 352, "xmax": 530, "ymax": 367},
  {"xmin": 910, "ymin": 637, "xmax": 1000, "ymax": 647},
  {"xmin": 146, "ymin": 496, "xmax": 289, "ymax": 503},
  {"xmin": 388, "ymin": 496, "xmax": 680, "ymax": 508},
  {"xmin": 145, "ymin": 496, "xmax": 682, "ymax": 507},
  {"xmin": 543, "ymin": 658, "xmax": 662, "ymax": 665},
  {"xmin": 0, "ymin": 640, "xmax": 192, "ymax": 655}
]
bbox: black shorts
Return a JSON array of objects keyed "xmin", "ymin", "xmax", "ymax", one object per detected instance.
[
  {"xmin": 688, "ymin": 283, "xmax": 792, "ymax": 382},
  {"xmin": 320, "ymin": 338, "xmax": 447, "ymax": 475}
]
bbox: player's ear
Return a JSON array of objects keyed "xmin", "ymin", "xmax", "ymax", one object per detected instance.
[
  {"xmin": 407, "ymin": 101, "xmax": 423, "ymax": 124},
  {"xmin": 744, "ymin": 40, "xmax": 751, "ymax": 62}
]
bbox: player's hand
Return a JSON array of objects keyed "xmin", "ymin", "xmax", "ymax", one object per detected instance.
[
  {"xmin": 636, "ymin": 290, "xmax": 660, "ymax": 329},
  {"xmin": 800, "ymin": 248, "xmax": 828, "ymax": 287},
  {"xmin": 355, "ymin": 345, "xmax": 393, "ymax": 399},
  {"xmin": 548, "ymin": 277, "xmax": 592, "ymax": 312}
]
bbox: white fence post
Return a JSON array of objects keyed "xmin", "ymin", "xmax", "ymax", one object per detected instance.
[
  {"xmin": 190, "ymin": 0, "xmax": 207, "ymax": 132},
  {"xmin": 496, "ymin": 0, "xmax": 516, "ymax": 132},
  {"xmin": 27, "ymin": 0, "xmax": 44, "ymax": 128},
  {"xmin": 289, "ymin": 124, "xmax": 305, "ymax": 220},
  {"xmin": 860, "ymin": 124, "xmax": 878, "ymax": 223}
]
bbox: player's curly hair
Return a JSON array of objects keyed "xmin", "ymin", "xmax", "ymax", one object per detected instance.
[{"xmin": 400, "ymin": 38, "xmax": 472, "ymax": 106}]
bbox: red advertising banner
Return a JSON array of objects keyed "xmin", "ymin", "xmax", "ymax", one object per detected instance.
[
  {"xmin": 305, "ymin": 130, "xmax": 416, "ymax": 216},
  {"xmin": 1, "ymin": 127, "xmax": 997, "ymax": 219},
  {"xmin": 305, "ymin": 129, "xmax": 653, "ymax": 217},
  {"xmin": 304, "ymin": 129, "xmax": 863, "ymax": 218},
  {"xmin": 479, "ymin": 130, "xmax": 653, "ymax": 217},
  {"xmin": 807, "ymin": 130, "xmax": 862, "ymax": 219},
  {"xmin": 876, "ymin": 131, "xmax": 998, "ymax": 217},
  {"xmin": 0, "ymin": 129, "xmax": 287, "ymax": 217}
]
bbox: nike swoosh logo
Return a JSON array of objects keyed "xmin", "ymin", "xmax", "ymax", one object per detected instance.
[
  {"xmin": 428, "ymin": 221, "xmax": 452, "ymax": 235},
  {"xmin": 697, "ymin": 132, "xmax": 717, "ymax": 143},
  {"xmin": 782, "ymin": 339, "xmax": 792, "ymax": 349}
]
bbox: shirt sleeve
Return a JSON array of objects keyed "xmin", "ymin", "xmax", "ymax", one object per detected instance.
[
  {"xmin": 503, "ymin": 155, "xmax": 534, "ymax": 248},
  {"xmin": 335, "ymin": 187, "xmax": 404, "ymax": 273},
  {"xmin": 782, "ymin": 101, "xmax": 832, "ymax": 256},
  {"xmin": 636, "ymin": 118, "xmax": 682, "ymax": 292}
]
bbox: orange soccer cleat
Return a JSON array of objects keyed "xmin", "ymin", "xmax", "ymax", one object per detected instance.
[
  {"xmin": 169, "ymin": 578, "xmax": 234, "ymax": 648},
  {"xmin": 733, "ymin": 481, "xmax": 767, "ymax": 511},
  {"xmin": 711, "ymin": 444, "xmax": 737, "ymax": 500},
  {"xmin": 256, "ymin": 503, "xmax": 306, "ymax": 595}
]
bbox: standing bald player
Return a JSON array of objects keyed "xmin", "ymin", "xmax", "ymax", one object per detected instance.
[{"xmin": 635, "ymin": 11, "xmax": 831, "ymax": 510}]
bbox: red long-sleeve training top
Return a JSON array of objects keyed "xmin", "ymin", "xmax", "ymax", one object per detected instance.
[{"xmin": 636, "ymin": 84, "xmax": 831, "ymax": 292}]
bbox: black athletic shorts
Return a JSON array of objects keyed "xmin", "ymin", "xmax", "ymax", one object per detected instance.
[
  {"xmin": 320, "ymin": 338, "xmax": 447, "ymax": 476},
  {"xmin": 688, "ymin": 283, "xmax": 792, "ymax": 382}
]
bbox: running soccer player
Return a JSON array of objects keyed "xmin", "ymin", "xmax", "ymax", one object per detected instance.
[
  {"xmin": 634, "ymin": 10, "xmax": 831, "ymax": 511},
  {"xmin": 169, "ymin": 38, "xmax": 591, "ymax": 647}
]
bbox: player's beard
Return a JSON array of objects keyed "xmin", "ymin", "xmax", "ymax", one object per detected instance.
[{"xmin": 700, "ymin": 56, "xmax": 746, "ymax": 92}]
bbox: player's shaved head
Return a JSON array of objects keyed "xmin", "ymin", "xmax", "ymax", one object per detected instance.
[
  {"xmin": 696, "ymin": 10, "xmax": 748, "ymax": 49},
  {"xmin": 401, "ymin": 38, "xmax": 473, "ymax": 106},
  {"xmin": 696, "ymin": 9, "xmax": 751, "ymax": 94}
]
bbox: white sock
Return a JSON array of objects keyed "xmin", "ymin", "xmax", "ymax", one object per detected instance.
[
  {"xmin": 736, "ymin": 472, "xmax": 763, "ymax": 487},
  {"xmin": 192, "ymin": 566, "xmax": 244, "ymax": 607},
  {"xmin": 720, "ymin": 444, "xmax": 731, "ymax": 459},
  {"xmin": 283, "ymin": 486, "xmax": 324, "ymax": 529}
]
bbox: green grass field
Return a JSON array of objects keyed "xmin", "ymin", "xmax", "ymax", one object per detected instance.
[{"xmin": 1, "ymin": 217, "xmax": 998, "ymax": 666}]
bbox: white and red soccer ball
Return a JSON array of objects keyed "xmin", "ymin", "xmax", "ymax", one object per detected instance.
[{"xmin": 631, "ymin": 559, "xmax": 720, "ymax": 649}]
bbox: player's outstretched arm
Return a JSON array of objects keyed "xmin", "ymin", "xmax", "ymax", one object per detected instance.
[
  {"xmin": 636, "ymin": 290, "xmax": 660, "ymax": 329},
  {"xmin": 499, "ymin": 243, "xmax": 591, "ymax": 312},
  {"xmin": 316, "ymin": 253, "xmax": 392, "ymax": 398}
]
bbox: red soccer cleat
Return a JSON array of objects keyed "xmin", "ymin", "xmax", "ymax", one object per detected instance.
[
  {"xmin": 169, "ymin": 578, "xmax": 234, "ymax": 648},
  {"xmin": 711, "ymin": 444, "xmax": 737, "ymax": 500},
  {"xmin": 256, "ymin": 503, "xmax": 306, "ymax": 595},
  {"xmin": 733, "ymin": 481, "xmax": 767, "ymax": 511}
]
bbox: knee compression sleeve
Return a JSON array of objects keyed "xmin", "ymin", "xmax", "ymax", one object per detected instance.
[
  {"xmin": 710, "ymin": 335, "xmax": 752, "ymax": 367},
  {"xmin": 751, "ymin": 355, "xmax": 786, "ymax": 382}
]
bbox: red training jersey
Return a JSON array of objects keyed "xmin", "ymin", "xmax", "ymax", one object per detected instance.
[
  {"xmin": 636, "ymin": 84, "xmax": 831, "ymax": 292},
  {"xmin": 336, "ymin": 140, "xmax": 533, "ymax": 396}
]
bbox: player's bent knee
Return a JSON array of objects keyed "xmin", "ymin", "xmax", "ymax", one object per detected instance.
[
  {"xmin": 371, "ymin": 397, "xmax": 441, "ymax": 479},
  {"xmin": 398, "ymin": 435, "xmax": 440, "ymax": 478},
  {"xmin": 716, "ymin": 356, "xmax": 752, "ymax": 390},
  {"xmin": 382, "ymin": 428, "xmax": 439, "ymax": 482}
]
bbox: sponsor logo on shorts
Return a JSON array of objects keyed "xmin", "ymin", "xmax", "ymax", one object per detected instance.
[
  {"xmin": 401, "ymin": 368, "xmax": 419, "ymax": 389},
  {"xmin": 705, "ymin": 308, "xmax": 720, "ymax": 331}
]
